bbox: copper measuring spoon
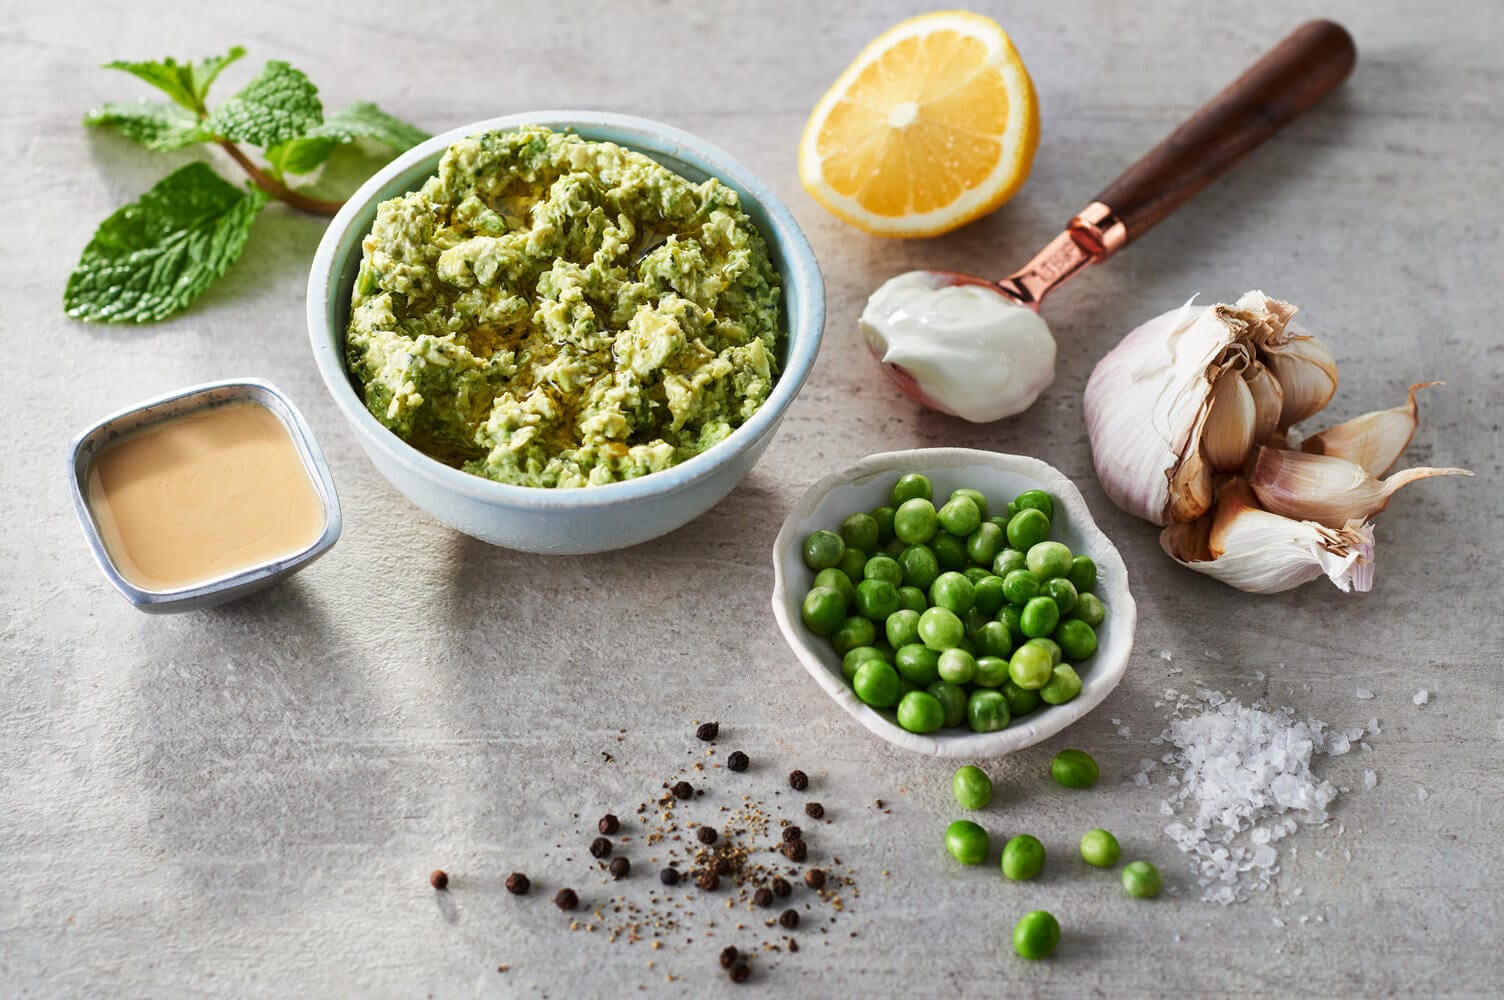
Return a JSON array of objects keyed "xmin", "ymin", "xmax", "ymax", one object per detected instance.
[{"xmin": 917, "ymin": 19, "xmax": 1356, "ymax": 315}]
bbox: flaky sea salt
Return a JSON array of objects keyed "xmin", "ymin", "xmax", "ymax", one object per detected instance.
[
  {"xmin": 1418, "ymin": 786, "xmax": 1430, "ymax": 802},
  {"xmin": 1413, "ymin": 689, "xmax": 1430, "ymax": 706},
  {"xmin": 1356, "ymin": 687, "xmax": 1375, "ymax": 700},
  {"xmin": 1157, "ymin": 690, "xmax": 1365, "ymax": 905},
  {"xmin": 1363, "ymin": 770, "xmax": 1377, "ymax": 790}
]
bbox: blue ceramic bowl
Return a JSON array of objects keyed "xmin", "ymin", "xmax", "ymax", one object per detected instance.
[{"xmin": 307, "ymin": 111, "xmax": 824, "ymax": 554}]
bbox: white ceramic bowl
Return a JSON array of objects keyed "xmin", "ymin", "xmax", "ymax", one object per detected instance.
[
  {"xmin": 307, "ymin": 111, "xmax": 824, "ymax": 554},
  {"xmin": 771, "ymin": 449, "xmax": 1136, "ymax": 758}
]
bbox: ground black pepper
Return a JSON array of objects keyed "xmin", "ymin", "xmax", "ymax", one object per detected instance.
[
  {"xmin": 697, "ymin": 826, "xmax": 718, "ymax": 845},
  {"xmin": 590, "ymin": 837, "xmax": 613, "ymax": 859},
  {"xmin": 719, "ymin": 945, "xmax": 739, "ymax": 969},
  {"xmin": 659, "ymin": 867, "xmax": 681, "ymax": 886},
  {"xmin": 598, "ymin": 814, "xmax": 620, "ymax": 835},
  {"xmin": 782, "ymin": 825, "xmax": 803, "ymax": 843},
  {"xmin": 672, "ymin": 781, "xmax": 694, "ymax": 800},
  {"xmin": 771, "ymin": 877, "xmax": 791, "ymax": 898},
  {"xmin": 697, "ymin": 871, "xmax": 720, "ymax": 891},
  {"xmin": 805, "ymin": 802, "xmax": 824, "ymax": 819},
  {"xmin": 727, "ymin": 750, "xmax": 749, "ymax": 772},
  {"xmin": 505, "ymin": 872, "xmax": 530, "ymax": 895},
  {"xmin": 730, "ymin": 962, "xmax": 750, "ymax": 983},
  {"xmin": 779, "ymin": 909, "xmax": 800, "ymax": 929},
  {"xmin": 782, "ymin": 840, "xmax": 808, "ymax": 863},
  {"xmin": 553, "ymin": 888, "xmax": 578, "ymax": 911},
  {"xmin": 429, "ymin": 869, "xmax": 448, "ymax": 890},
  {"xmin": 609, "ymin": 857, "xmax": 630, "ymax": 879},
  {"xmin": 788, "ymin": 770, "xmax": 809, "ymax": 791},
  {"xmin": 804, "ymin": 869, "xmax": 826, "ymax": 890},
  {"xmin": 752, "ymin": 887, "xmax": 773, "ymax": 907},
  {"xmin": 696, "ymin": 722, "xmax": 720, "ymax": 741}
]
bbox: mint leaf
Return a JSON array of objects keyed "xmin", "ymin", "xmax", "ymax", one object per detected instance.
[
  {"xmin": 190, "ymin": 46, "xmax": 246, "ymax": 102},
  {"xmin": 102, "ymin": 57, "xmax": 201, "ymax": 113},
  {"xmin": 84, "ymin": 99, "xmax": 207, "ymax": 151},
  {"xmin": 64, "ymin": 163, "xmax": 267, "ymax": 324},
  {"xmin": 264, "ymin": 101, "xmax": 430, "ymax": 176},
  {"xmin": 204, "ymin": 60, "xmax": 322, "ymax": 148}
]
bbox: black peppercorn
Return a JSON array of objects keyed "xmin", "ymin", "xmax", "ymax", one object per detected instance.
[
  {"xmin": 589, "ymin": 837, "xmax": 613, "ymax": 859},
  {"xmin": 729, "ymin": 962, "xmax": 750, "ymax": 983},
  {"xmin": 697, "ymin": 826, "xmax": 718, "ymax": 845},
  {"xmin": 788, "ymin": 769, "xmax": 809, "ymax": 791},
  {"xmin": 659, "ymin": 867, "xmax": 681, "ymax": 886},
  {"xmin": 429, "ymin": 869, "xmax": 448, "ymax": 890},
  {"xmin": 505, "ymin": 872, "xmax": 530, "ymax": 895},
  {"xmin": 714, "ymin": 855, "xmax": 732, "ymax": 875},
  {"xmin": 696, "ymin": 721, "xmax": 720, "ymax": 741},
  {"xmin": 805, "ymin": 802, "xmax": 825, "ymax": 819},
  {"xmin": 719, "ymin": 945, "xmax": 739, "ymax": 969},
  {"xmin": 779, "ymin": 908, "xmax": 800, "ymax": 929},
  {"xmin": 553, "ymin": 888, "xmax": 578, "ymax": 911},
  {"xmin": 782, "ymin": 840, "xmax": 807, "ymax": 863},
  {"xmin": 609, "ymin": 857, "xmax": 630, "ymax": 879},
  {"xmin": 771, "ymin": 877, "xmax": 791, "ymax": 898},
  {"xmin": 672, "ymin": 780, "xmax": 694, "ymax": 800},
  {"xmin": 752, "ymin": 886, "xmax": 773, "ymax": 907},
  {"xmin": 804, "ymin": 868, "xmax": 826, "ymax": 890},
  {"xmin": 782, "ymin": 825, "xmax": 802, "ymax": 843},
  {"xmin": 598, "ymin": 814, "xmax": 620, "ymax": 835},
  {"xmin": 727, "ymin": 750, "xmax": 749, "ymax": 772},
  {"xmin": 697, "ymin": 870, "xmax": 720, "ymax": 891}
]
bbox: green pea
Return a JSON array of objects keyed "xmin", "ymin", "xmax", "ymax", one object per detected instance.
[
  {"xmin": 956, "ymin": 635, "xmax": 978, "ymax": 656},
  {"xmin": 937, "ymin": 495, "xmax": 981, "ymax": 536},
  {"xmin": 1043, "ymin": 577, "xmax": 1078, "ymax": 615},
  {"xmin": 855, "ymin": 579, "xmax": 901, "ymax": 621},
  {"xmin": 952, "ymin": 765, "xmax": 992, "ymax": 810},
  {"xmin": 1071, "ymin": 592, "xmax": 1106, "ymax": 628},
  {"xmin": 837, "ymin": 547, "xmax": 867, "ymax": 582},
  {"xmin": 950, "ymin": 488, "xmax": 990, "ymax": 520},
  {"xmin": 873, "ymin": 505, "xmax": 897, "ymax": 544},
  {"xmin": 812, "ymin": 568, "xmax": 855, "ymax": 608},
  {"xmin": 840, "ymin": 512, "xmax": 880, "ymax": 554},
  {"xmin": 894, "ymin": 498, "xmax": 938, "ymax": 545},
  {"xmin": 1005, "ymin": 508, "xmax": 1050, "ymax": 550},
  {"xmin": 964, "ymin": 606, "xmax": 991, "ymax": 639},
  {"xmin": 1008, "ymin": 643, "xmax": 1054, "ymax": 689},
  {"xmin": 961, "ymin": 566, "xmax": 993, "ymax": 586},
  {"xmin": 967, "ymin": 689, "xmax": 1011, "ymax": 732},
  {"xmin": 1001, "ymin": 834, "xmax": 1045, "ymax": 880},
  {"xmin": 853, "ymin": 659, "xmax": 901, "ymax": 708},
  {"xmin": 1068, "ymin": 555, "xmax": 1097, "ymax": 592},
  {"xmin": 976, "ymin": 620, "xmax": 1014, "ymax": 658},
  {"xmin": 918, "ymin": 606, "xmax": 965, "ymax": 650},
  {"xmin": 927, "ymin": 681, "xmax": 968, "ymax": 727},
  {"xmin": 885, "ymin": 608, "xmax": 922, "ymax": 649},
  {"xmin": 863, "ymin": 554, "xmax": 904, "ymax": 586},
  {"xmin": 993, "ymin": 547, "xmax": 1027, "ymax": 576},
  {"xmin": 801, "ymin": 586, "xmax": 846, "ymax": 635},
  {"xmin": 1040, "ymin": 664, "xmax": 1083, "ymax": 705},
  {"xmin": 885, "ymin": 538, "xmax": 908, "ymax": 557},
  {"xmin": 1002, "ymin": 681, "xmax": 1042, "ymax": 716},
  {"xmin": 1056, "ymin": 619, "xmax": 1098, "ymax": 661},
  {"xmin": 931, "ymin": 532, "xmax": 967, "ymax": 570},
  {"xmin": 999, "ymin": 605, "xmax": 1025, "ymax": 641},
  {"xmin": 842, "ymin": 645, "xmax": 888, "ymax": 681},
  {"xmin": 972, "ymin": 575, "xmax": 1007, "ymax": 616},
  {"xmin": 802, "ymin": 529, "xmax": 845, "ymax": 570},
  {"xmin": 1080, "ymin": 829, "xmax": 1121, "ymax": 868},
  {"xmin": 1026, "ymin": 540, "xmax": 1073, "ymax": 580},
  {"xmin": 897, "ymin": 677, "xmax": 919, "ymax": 698},
  {"xmin": 1050, "ymin": 748, "xmax": 1099, "ymax": 788},
  {"xmin": 831, "ymin": 616, "xmax": 877, "ymax": 655},
  {"xmin": 891, "ymin": 473, "xmax": 933, "ymax": 505},
  {"xmin": 897, "ymin": 544, "xmax": 940, "ymax": 590},
  {"xmin": 1019, "ymin": 596, "xmax": 1060, "ymax": 638},
  {"xmin": 974, "ymin": 655, "xmax": 1010, "ymax": 688},
  {"xmin": 1011, "ymin": 910, "xmax": 1060, "ymax": 960},
  {"xmin": 938, "ymin": 648, "xmax": 977, "ymax": 685},
  {"xmin": 966, "ymin": 521, "xmax": 1005, "ymax": 566},
  {"xmin": 929, "ymin": 572, "xmax": 975, "ymax": 615},
  {"xmin": 895, "ymin": 644, "xmax": 941, "ymax": 686},
  {"xmin": 896, "ymin": 690, "xmax": 945, "ymax": 733},
  {"xmin": 1001, "ymin": 569, "xmax": 1040, "ymax": 605},
  {"xmin": 988, "ymin": 514, "xmax": 1013, "ymax": 533},
  {"xmin": 1122, "ymin": 861, "xmax": 1163, "ymax": 899},
  {"xmin": 945, "ymin": 819, "xmax": 989, "ymax": 865},
  {"xmin": 897, "ymin": 585, "xmax": 928, "ymax": 613},
  {"xmin": 1012, "ymin": 489, "xmax": 1055, "ymax": 521},
  {"xmin": 1025, "ymin": 636, "xmax": 1063, "ymax": 666}
]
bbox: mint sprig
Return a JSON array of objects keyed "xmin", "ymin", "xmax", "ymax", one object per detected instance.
[{"xmin": 73, "ymin": 47, "xmax": 431, "ymax": 324}]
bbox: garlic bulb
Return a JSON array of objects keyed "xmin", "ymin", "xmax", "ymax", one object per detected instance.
[{"xmin": 1085, "ymin": 291, "xmax": 1470, "ymax": 593}]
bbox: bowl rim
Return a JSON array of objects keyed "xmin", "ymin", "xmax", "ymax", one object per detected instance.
[
  {"xmin": 306, "ymin": 110, "xmax": 824, "ymax": 511},
  {"xmin": 770, "ymin": 448, "xmax": 1137, "ymax": 758}
]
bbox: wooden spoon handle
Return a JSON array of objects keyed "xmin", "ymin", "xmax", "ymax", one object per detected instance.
[{"xmin": 1093, "ymin": 19, "xmax": 1356, "ymax": 246}]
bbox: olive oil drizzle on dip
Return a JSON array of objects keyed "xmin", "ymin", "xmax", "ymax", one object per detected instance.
[{"xmin": 86, "ymin": 402, "xmax": 325, "ymax": 591}]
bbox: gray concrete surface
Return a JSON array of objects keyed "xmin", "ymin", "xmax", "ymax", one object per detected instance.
[{"xmin": 2, "ymin": 1, "xmax": 1500, "ymax": 995}]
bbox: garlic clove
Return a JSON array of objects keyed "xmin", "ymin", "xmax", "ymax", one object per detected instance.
[
  {"xmin": 1243, "ymin": 361, "xmax": 1284, "ymax": 445},
  {"xmin": 1250, "ymin": 446, "xmax": 1472, "ymax": 528},
  {"xmin": 1202, "ymin": 369, "xmax": 1257, "ymax": 472},
  {"xmin": 1161, "ymin": 478, "xmax": 1376, "ymax": 593},
  {"xmin": 1301, "ymin": 381, "xmax": 1442, "ymax": 477},
  {"xmin": 1166, "ymin": 443, "xmax": 1216, "ymax": 524},
  {"xmin": 1259, "ymin": 325, "xmax": 1339, "ymax": 429}
]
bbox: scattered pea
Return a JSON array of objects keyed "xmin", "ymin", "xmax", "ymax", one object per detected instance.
[
  {"xmin": 1080, "ymin": 829, "xmax": 1120, "ymax": 868},
  {"xmin": 1051, "ymin": 748, "xmax": 1099, "ymax": 788},
  {"xmin": 1001, "ymin": 834, "xmax": 1045, "ymax": 880},
  {"xmin": 1122, "ymin": 860, "xmax": 1163, "ymax": 898},
  {"xmin": 944, "ymin": 820, "xmax": 990, "ymax": 865},
  {"xmin": 1011, "ymin": 910, "xmax": 1060, "ymax": 960},
  {"xmin": 951, "ymin": 765, "xmax": 992, "ymax": 810}
]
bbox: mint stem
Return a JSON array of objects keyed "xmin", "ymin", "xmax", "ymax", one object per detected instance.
[{"xmin": 215, "ymin": 138, "xmax": 343, "ymax": 216}]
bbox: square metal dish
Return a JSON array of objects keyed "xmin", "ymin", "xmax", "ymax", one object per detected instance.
[{"xmin": 68, "ymin": 379, "xmax": 342, "ymax": 613}]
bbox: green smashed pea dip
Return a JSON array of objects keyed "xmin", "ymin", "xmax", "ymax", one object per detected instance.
[{"xmin": 345, "ymin": 126, "xmax": 783, "ymax": 488}]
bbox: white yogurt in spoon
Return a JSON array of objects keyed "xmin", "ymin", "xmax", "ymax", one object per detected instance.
[{"xmin": 860, "ymin": 271, "xmax": 1057, "ymax": 422}]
